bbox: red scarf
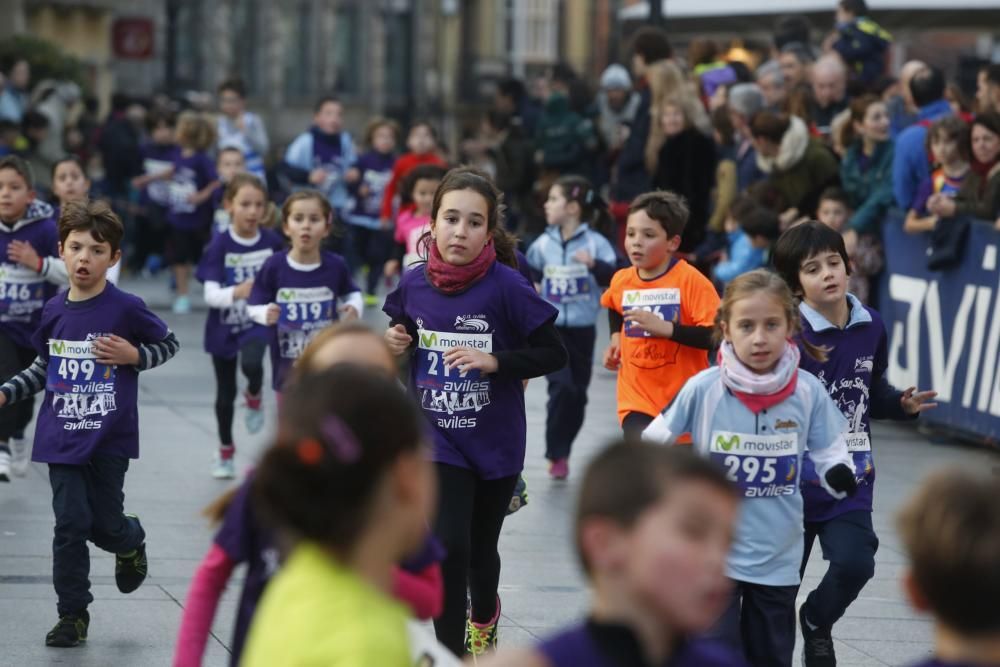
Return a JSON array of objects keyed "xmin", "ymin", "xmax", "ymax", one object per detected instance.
[
  {"xmin": 425, "ymin": 240, "xmax": 496, "ymax": 294},
  {"xmin": 730, "ymin": 373, "xmax": 798, "ymax": 414}
]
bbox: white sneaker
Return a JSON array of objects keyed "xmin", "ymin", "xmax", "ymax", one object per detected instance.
[
  {"xmin": 211, "ymin": 456, "xmax": 236, "ymax": 479},
  {"xmin": 244, "ymin": 393, "xmax": 264, "ymax": 435},
  {"xmin": 0, "ymin": 451, "xmax": 11, "ymax": 482},
  {"xmin": 10, "ymin": 436, "xmax": 29, "ymax": 477},
  {"xmin": 172, "ymin": 295, "xmax": 191, "ymax": 314}
]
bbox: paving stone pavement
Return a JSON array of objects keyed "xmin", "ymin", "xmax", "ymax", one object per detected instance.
[{"xmin": 1, "ymin": 275, "xmax": 996, "ymax": 666}]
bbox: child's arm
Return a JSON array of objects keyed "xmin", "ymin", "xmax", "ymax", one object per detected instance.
[
  {"xmin": 0, "ymin": 357, "xmax": 48, "ymax": 408},
  {"xmin": 187, "ymin": 180, "xmax": 221, "ymax": 207},
  {"xmin": 6, "ymin": 240, "xmax": 69, "ymax": 286},
  {"xmin": 246, "ymin": 304, "xmax": 280, "ymax": 326},
  {"xmin": 451, "ymin": 319, "xmax": 566, "ymax": 380},
  {"xmin": 172, "ymin": 544, "xmax": 237, "ymax": 667},
  {"xmin": 903, "ymin": 208, "xmax": 937, "ymax": 233}
]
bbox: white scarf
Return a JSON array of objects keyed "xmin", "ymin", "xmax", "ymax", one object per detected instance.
[{"xmin": 719, "ymin": 340, "xmax": 800, "ymax": 396}]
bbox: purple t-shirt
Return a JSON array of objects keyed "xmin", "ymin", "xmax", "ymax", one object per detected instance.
[
  {"xmin": 0, "ymin": 206, "xmax": 60, "ymax": 348},
  {"xmin": 383, "ymin": 262, "xmax": 557, "ymax": 479},
  {"xmin": 248, "ymin": 250, "xmax": 360, "ymax": 391},
  {"xmin": 140, "ymin": 142, "xmax": 180, "ymax": 208},
  {"xmin": 166, "ymin": 150, "xmax": 217, "ymax": 230},
  {"xmin": 346, "ymin": 150, "xmax": 395, "ymax": 228},
  {"xmin": 196, "ymin": 228, "xmax": 285, "ymax": 358},
  {"xmin": 30, "ymin": 283, "xmax": 170, "ymax": 464},
  {"xmin": 213, "ymin": 473, "xmax": 278, "ymax": 667},
  {"xmin": 538, "ymin": 622, "xmax": 747, "ymax": 667}
]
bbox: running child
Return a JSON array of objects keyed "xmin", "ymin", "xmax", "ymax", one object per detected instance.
[
  {"xmin": 643, "ymin": 269, "xmax": 857, "ymax": 667},
  {"xmin": 216, "ymin": 78, "xmax": 269, "ymax": 182},
  {"xmin": 50, "ymin": 156, "xmax": 121, "ymax": 285},
  {"xmin": 527, "ymin": 175, "xmax": 617, "ymax": 479},
  {"xmin": 0, "ymin": 200, "xmax": 179, "ymax": 647},
  {"xmin": 383, "ymin": 163, "xmax": 447, "ymax": 276},
  {"xmin": 173, "ymin": 321, "xmax": 446, "ymax": 667},
  {"xmin": 599, "ymin": 191, "xmax": 719, "ymax": 440},
  {"xmin": 378, "ymin": 120, "xmax": 448, "ymax": 227},
  {"xmin": 772, "ymin": 221, "xmax": 936, "ymax": 667},
  {"xmin": 240, "ymin": 365, "xmax": 442, "ymax": 667},
  {"xmin": 163, "ymin": 111, "xmax": 220, "ymax": 314},
  {"xmin": 196, "ymin": 173, "xmax": 284, "ymax": 479},
  {"xmin": 0, "ymin": 155, "xmax": 67, "ymax": 480},
  {"xmin": 210, "ymin": 146, "xmax": 246, "ymax": 237},
  {"xmin": 480, "ymin": 442, "xmax": 747, "ymax": 667},
  {"xmin": 383, "ymin": 167, "xmax": 567, "ymax": 657},
  {"xmin": 343, "ymin": 117, "xmax": 399, "ymax": 299},
  {"xmin": 130, "ymin": 109, "xmax": 177, "ymax": 276},
  {"xmin": 247, "ymin": 190, "xmax": 362, "ymax": 394},
  {"xmin": 898, "ymin": 469, "xmax": 1000, "ymax": 667}
]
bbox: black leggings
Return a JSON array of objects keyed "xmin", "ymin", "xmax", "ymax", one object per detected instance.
[
  {"xmin": 0, "ymin": 331, "xmax": 36, "ymax": 449},
  {"xmin": 621, "ymin": 411, "xmax": 655, "ymax": 441},
  {"xmin": 211, "ymin": 338, "xmax": 267, "ymax": 445},
  {"xmin": 433, "ymin": 463, "xmax": 518, "ymax": 656}
]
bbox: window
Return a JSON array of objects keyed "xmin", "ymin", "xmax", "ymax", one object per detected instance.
[
  {"xmin": 384, "ymin": 8, "xmax": 413, "ymax": 104},
  {"xmin": 511, "ymin": 0, "xmax": 558, "ymax": 70},
  {"xmin": 333, "ymin": 4, "xmax": 361, "ymax": 95}
]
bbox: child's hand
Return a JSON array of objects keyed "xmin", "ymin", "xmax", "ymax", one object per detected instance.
[
  {"xmin": 573, "ymin": 249, "xmax": 594, "ymax": 268},
  {"xmin": 232, "ymin": 279, "xmax": 253, "ymax": 300},
  {"xmin": 7, "ymin": 240, "xmax": 41, "ymax": 272},
  {"xmin": 443, "ymin": 347, "xmax": 498, "ymax": 374},
  {"xmin": 93, "ymin": 335, "xmax": 140, "ymax": 366},
  {"xmin": 383, "ymin": 259, "xmax": 401, "ymax": 277},
  {"xmin": 603, "ymin": 333, "xmax": 621, "ymax": 370},
  {"xmin": 386, "ymin": 324, "xmax": 412, "ymax": 356},
  {"xmin": 186, "ymin": 192, "xmax": 199, "ymax": 204},
  {"xmin": 338, "ymin": 304, "xmax": 359, "ymax": 320},
  {"xmin": 0, "ymin": 392, "xmax": 7, "ymax": 408},
  {"xmin": 625, "ymin": 309, "xmax": 674, "ymax": 338},
  {"xmin": 901, "ymin": 387, "xmax": 938, "ymax": 415},
  {"xmin": 309, "ymin": 168, "xmax": 328, "ymax": 185},
  {"xmin": 345, "ymin": 168, "xmax": 361, "ymax": 184},
  {"xmin": 265, "ymin": 304, "xmax": 281, "ymax": 325}
]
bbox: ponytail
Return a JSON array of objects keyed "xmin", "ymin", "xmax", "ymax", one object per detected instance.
[{"xmin": 553, "ymin": 174, "xmax": 614, "ymax": 239}]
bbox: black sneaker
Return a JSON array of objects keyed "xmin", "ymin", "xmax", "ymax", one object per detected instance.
[
  {"xmin": 507, "ymin": 475, "xmax": 528, "ymax": 515},
  {"xmin": 45, "ymin": 610, "xmax": 89, "ymax": 647},
  {"xmin": 800, "ymin": 605, "xmax": 836, "ymax": 667},
  {"xmin": 115, "ymin": 542, "xmax": 147, "ymax": 593}
]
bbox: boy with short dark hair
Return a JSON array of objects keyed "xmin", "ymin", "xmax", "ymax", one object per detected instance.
[
  {"xmin": 898, "ymin": 469, "xmax": 1000, "ymax": 667},
  {"xmin": 0, "ymin": 154, "xmax": 67, "ymax": 479},
  {"xmin": 0, "ymin": 199, "xmax": 179, "ymax": 647},
  {"xmin": 772, "ymin": 220, "xmax": 936, "ymax": 667}
]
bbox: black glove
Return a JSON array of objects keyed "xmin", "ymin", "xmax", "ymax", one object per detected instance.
[{"xmin": 825, "ymin": 464, "xmax": 858, "ymax": 497}]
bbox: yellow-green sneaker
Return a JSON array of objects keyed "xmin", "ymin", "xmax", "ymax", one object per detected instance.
[{"xmin": 465, "ymin": 598, "xmax": 500, "ymax": 659}]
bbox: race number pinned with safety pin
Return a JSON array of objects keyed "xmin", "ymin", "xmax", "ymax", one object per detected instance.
[
  {"xmin": 46, "ymin": 338, "xmax": 117, "ymax": 395},
  {"xmin": 276, "ymin": 286, "xmax": 335, "ymax": 331},
  {"xmin": 622, "ymin": 288, "xmax": 680, "ymax": 338}
]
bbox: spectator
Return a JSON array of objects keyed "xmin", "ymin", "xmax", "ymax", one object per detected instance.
[
  {"xmin": 750, "ymin": 111, "xmax": 841, "ymax": 220},
  {"xmin": 756, "ymin": 60, "xmax": 787, "ymax": 111},
  {"xmin": 827, "ymin": 0, "xmax": 892, "ymax": 87},
  {"xmin": 651, "ymin": 96, "xmax": 716, "ymax": 252},
  {"xmin": 483, "ymin": 110, "xmax": 536, "ymax": 235},
  {"xmin": 593, "ymin": 64, "xmax": 640, "ymax": 157},
  {"xmin": 0, "ymin": 59, "xmax": 30, "ymax": 123},
  {"xmin": 98, "ymin": 93, "xmax": 144, "ymax": 214},
  {"xmin": 534, "ymin": 63, "xmax": 600, "ymax": 183},
  {"xmin": 980, "ymin": 64, "xmax": 1000, "ymax": 116},
  {"xmin": 216, "ymin": 78, "xmax": 269, "ymax": 183},
  {"xmin": 18, "ymin": 109, "xmax": 51, "ymax": 195},
  {"xmin": 714, "ymin": 197, "xmax": 779, "ymax": 285},
  {"xmin": 495, "ymin": 77, "xmax": 541, "ymax": 137},
  {"xmin": 815, "ymin": 186, "xmax": 883, "ymax": 304},
  {"xmin": 727, "ymin": 83, "xmax": 766, "ymax": 191},
  {"xmin": 774, "ymin": 14, "xmax": 814, "ymax": 52},
  {"xmin": 688, "ymin": 38, "xmax": 737, "ymax": 105},
  {"xmin": 839, "ymin": 94, "xmax": 895, "ymax": 237},
  {"xmin": 888, "ymin": 60, "xmax": 927, "ymax": 136},
  {"xmin": 904, "ymin": 115, "xmax": 974, "ymax": 234},
  {"xmin": 928, "ymin": 112, "xmax": 1000, "ymax": 222},
  {"xmin": 892, "ymin": 66, "xmax": 951, "ymax": 209},
  {"xmin": 975, "ymin": 63, "xmax": 993, "ymax": 114},
  {"xmin": 644, "ymin": 59, "xmax": 710, "ymax": 178},
  {"xmin": 808, "ymin": 55, "xmax": 850, "ymax": 141},
  {"xmin": 32, "ymin": 80, "xmax": 81, "ymax": 166},
  {"xmin": 706, "ymin": 106, "xmax": 739, "ymax": 243},
  {"xmin": 779, "ymin": 42, "xmax": 815, "ymax": 119}
]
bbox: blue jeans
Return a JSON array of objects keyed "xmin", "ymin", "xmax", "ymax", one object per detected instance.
[{"xmin": 49, "ymin": 456, "xmax": 145, "ymax": 615}]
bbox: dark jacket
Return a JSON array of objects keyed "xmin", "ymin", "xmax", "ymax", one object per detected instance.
[
  {"xmin": 612, "ymin": 84, "xmax": 652, "ymax": 202},
  {"xmin": 752, "ymin": 116, "xmax": 840, "ymax": 215},
  {"xmin": 833, "ymin": 17, "xmax": 892, "ymax": 85},
  {"xmin": 841, "ymin": 139, "xmax": 895, "ymax": 234},
  {"xmin": 535, "ymin": 93, "xmax": 599, "ymax": 172},
  {"xmin": 653, "ymin": 128, "xmax": 717, "ymax": 252}
]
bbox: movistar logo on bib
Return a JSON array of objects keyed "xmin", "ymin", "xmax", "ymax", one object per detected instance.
[
  {"xmin": 711, "ymin": 431, "xmax": 796, "ymax": 455},
  {"xmin": 845, "ymin": 432, "xmax": 872, "ymax": 452},
  {"xmin": 225, "ymin": 249, "xmax": 272, "ymax": 268},
  {"xmin": 623, "ymin": 288, "xmax": 680, "ymax": 307},
  {"xmin": 277, "ymin": 286, "xmax": 333, "ymax": 303},
  {"xmin": 49, "ymin": 339, "xmax": 96, "ymax": 359},
  {"xmin": 418, "ymin": 329, "xmax": 492, "ymax": 352}
]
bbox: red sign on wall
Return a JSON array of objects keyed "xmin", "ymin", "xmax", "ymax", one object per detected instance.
[{"xmin": 112, "ymin": 18, "xmax": 154, "ymax": 60}]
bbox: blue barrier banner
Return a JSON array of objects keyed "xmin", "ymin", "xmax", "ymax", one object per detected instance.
[{"xmin": 878, "ymin": 211, "xmax": 1000, "ymax": 441}]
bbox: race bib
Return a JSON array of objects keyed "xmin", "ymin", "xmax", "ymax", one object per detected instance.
[
  {"xmin": 622, "ymin": 288, "xmax": 680, "ymax": 338},
  {"xmin": 0, "ymin": 263, "xmax": 46, "ymax": 319},
  {"xmin": 276, "ymin": 286, "xmax": 335, "ymax": 331},
  {"xmin": 168, "ymin": 180, "xmax": 197, "ymax": 213},
  {"xmin": 543, "ymin": 264, "xmax": 590, "ymax": 304},
  {"xmin": 415, "ymin": 329, "xmax": 492, "ymax": 391},
  {"xmin": 144, "ymin": 158, "xmax": 173, "ymax": 206},
  {"xmin": 224, "ymin": 249, "xmax": 273, "ymax": 286},
  {"xmin": 46, "ymin": 339, "xmax": 117, "ymax": 395},
  {"xmin": 710, "ymin": 431, "xmax": 799, "ymax": 498},
  {"xmin": 845, "ymin": 432, "xmax": 874, "ymax": 480}
]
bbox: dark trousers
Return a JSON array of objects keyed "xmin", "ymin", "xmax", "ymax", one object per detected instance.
[
  {"xmin": 433, "ymin": 463, "xmax": 518, "ymax": 656},
  {"xmin": 710, "ymin": 580, "xmax": 798, "ymax": 667},
  {"xmin": 800, "ymin": 510, "xmax": 878, "ymax": 629},
  {"xmin": 0, "ymin": 330, "xmax": 36, "ymax": 447},
  {"xmin": 49, "ymin": 456, "xmax": 145, "ymax": 616},
  {"xmin": 344, "ymin": 225, "xmax": 394, "ymax": 294},
  {"xmin": 544, "ymin": 326, "xmax": 596, "ymax": 461},
  {"xmin": 621, "ymin": 411, "xmax": 655, "ymax": 441},
  {"xmin": 211, "ymin": 338, "xmax": 267, "ymax": 446}
]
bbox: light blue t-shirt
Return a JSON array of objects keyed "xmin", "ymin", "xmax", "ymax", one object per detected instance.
[{"xmin": 644, "ymin": 366, "xmax": 850, "ymax": 586}]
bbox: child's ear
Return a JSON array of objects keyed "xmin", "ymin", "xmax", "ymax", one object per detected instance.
[
  {"xmin": 580, "ymin": 517, "xmax": 629, "ymax": 573},
  {"xmin": 901, "ymin": 568, "xmax": 931, "ymax": 614},
  {"xmin": 109, "ymin": 248, "xmax": 122, "ymax": 267},
  {"xmin": 666, "ymin": 234, "xmax": 682, "ymax": 253},
  {"xmin": 58, "ymin": 242, "xmax": 65, "ymax": 259}
]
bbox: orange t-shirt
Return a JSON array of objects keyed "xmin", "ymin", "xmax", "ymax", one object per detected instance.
[{"xmin": 600, "ymin": 260, "xmax": 720, "ymax": 424}]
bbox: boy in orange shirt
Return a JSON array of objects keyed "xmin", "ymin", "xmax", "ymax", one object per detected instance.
[{"xmin": 600, "ymin": 191, "xmax": 720, "ymax": 439}]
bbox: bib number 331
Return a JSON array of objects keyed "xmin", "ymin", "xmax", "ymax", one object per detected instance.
[{"xmin": 709, "ymin": 431, "xmax": 799, "ymax": 498}]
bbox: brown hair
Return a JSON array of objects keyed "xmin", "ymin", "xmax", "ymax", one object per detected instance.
[
  {"xmin": 575, "ymin": 441, "xmax": 736, "ymax": 575},
  {"xmin": 897, "ymin": 469, "xmax": 1000, "ymax": 636},
  {"xmin": 750, "ymin": 111, "xmax": 791, "ymax": 144},
  {"xmin": 553, "ymin": 175, "xmax": 613, "ymax": 238},
  {"xmin": 926, "ymin": 115, "xmax": 971, "ymax": 163},
  {"xmin": 176, "ymin": 111, "xmax": 216, "ymax": 152},
  {"xmin": 281, "ymin": 189, "xmax": 333, "ymax": 226},
  {"xmin": 628, "ymin": 190, "xmax": 689, "ymax": 238},
  {"xmin": 223, "ymin": 172, "xmax": 267, "ymax": 204},
  {"xmin": 364, "ymin": 116, "xmax": 402, "ymax": 148},
  {"xmin": 51, "ymin": 155, "xmax": 87, "ymax": 182},
  {"xmin": 423, "ymin": 166, "xmax": 518, "ymax": 269},
  {"xmin": 58, "ymin": 199, "xmax": 124, "ymax": 254},
  {"xmin": 713, "ymin": 269, "xmax": 827, "ymax": 362},
  {"xmin": 644, "ymin": 60, "xmax": 707, "ymax": 173},
  {"xmin": 839, "ymin": 94, "xmax": 882, "ymax": 149},
  {"xmin": 251, "ymin": 366, "xmax": 423, "ymax": 551},
  {"xmin": 292, "ymin": 321, "xmax": 394, "ymax": 382},
  {"xmin": 0, "ymin": 154, "xmax": 34, "ymax": 189}
]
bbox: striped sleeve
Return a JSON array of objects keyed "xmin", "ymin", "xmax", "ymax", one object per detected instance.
[
  {"xmin": 0, "ymin": 357, "xmax": 48, "ymax": 404},
  {"xmin": 137, "ymin": 331, "xmax": 180, "ymax": 371}
]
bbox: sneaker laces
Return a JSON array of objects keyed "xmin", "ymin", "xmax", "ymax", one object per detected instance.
[
  {"xmin": 807, "ymin": 636, "xmax": 835, "ymax": 657},
  {"xmin": 466, "ymin": 619, "xmax": 496, "ymax": 655}
]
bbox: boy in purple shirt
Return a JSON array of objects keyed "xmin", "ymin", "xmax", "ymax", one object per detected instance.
[
  {"xmin": 773, "ymin": 221, "xmax": 937, "ymax": 667},
  {"xmin": 898, "ymin": 470, "xmax": 1000, "ymax": 667},
  {"xmin": 0, "ymin": 200, "xmax": 179, "ymax": 648},
  {"xmin": 0, "ymin": 154, "xmax": 67, "ymax": 480}
]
